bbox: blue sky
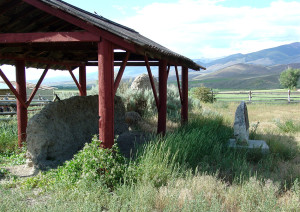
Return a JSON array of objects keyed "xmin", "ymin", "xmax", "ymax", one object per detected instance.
[
  {"xmin": 1, "ymin": 0, "xmax": 300, "ymax": 80},
  {"xmin": 64, "ymin": 0, "xmax": 300, "ymax": 59}
]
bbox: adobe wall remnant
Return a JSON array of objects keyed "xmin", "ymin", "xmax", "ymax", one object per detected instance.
[{"xmin": 26, "ymin": 95, "xmax": 128, "ymax": 169}]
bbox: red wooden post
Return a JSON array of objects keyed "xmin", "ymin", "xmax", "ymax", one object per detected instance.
[
  {"xmin": 79, "ymin": 66, "xmax": 87, "ymax": 96},
  {"xmin": 157, "ymin": 60, "xmax": 167, "ymax": 135},
  {"xmin": 181, "ymin": 66, "xmax": 188, "ymax": 124},
  {"xmin": 98, "ymin": 39, "xmax": 114, "ymax": 148},
  {"xmin": 16, "ymin": 60, "xmax": 27, "ymax": 147}
]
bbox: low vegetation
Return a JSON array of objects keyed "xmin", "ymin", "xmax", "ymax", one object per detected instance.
[{"xmin": 0, "ymin": 88, "xmax": 299, "ymax": 211}]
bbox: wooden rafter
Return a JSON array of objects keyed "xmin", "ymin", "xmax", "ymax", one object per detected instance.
[
  {"xmin": 22, "ymin": 0, "xmax": 136, "ymax": 52},
  {"xmin": 0, "ymin": 31, "xmax": 100, "ymax": 44}
]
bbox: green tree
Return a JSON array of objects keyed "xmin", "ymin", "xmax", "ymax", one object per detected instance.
[
  {"xmin": 191, "ymin": 86, "xmax": 215, "ymax": 103},
  {"xmin": 279, "ymin": 68, "xmax": 300, "ymax": 89}
]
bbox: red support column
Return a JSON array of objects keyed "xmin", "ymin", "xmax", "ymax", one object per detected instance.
[
  {"xmin": 98, "ymin": 39, "xmax": 114, "ymax": 148},
  {"xmin": 79, "ymin": 66, "xmax": 87, "ymax": 96},
  {"xmin": 157, "ymin": 60, "xmax": 167, "ymax": 135},
  {"xmin": 181, "ymin": 66, "xmax": 188, "ymax": 124},
  {"xmin": 16, "ymin": 60, "xmax": 27, "ymax": 147}
]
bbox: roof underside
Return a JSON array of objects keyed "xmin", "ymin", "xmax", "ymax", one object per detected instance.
[{"xmin": 0, "ymin": 0, "xmax": 204, "ymax": 71}]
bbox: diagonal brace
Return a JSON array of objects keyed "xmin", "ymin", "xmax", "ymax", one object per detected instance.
[
  {"xmin": 144, "ymin": 56, "xmax": 159, "ymax": 109},
  {"xmin": 68, "ymin": 68, "xmax": 84, "ymax": 95},
  {"xmin": 175, "ymin": 66, "xmax": 183, "ymax": 104},
  {"xmin": 114, "ymin": 51, "xmax": 130, "ymax": 95},
  {"xmin": 26, "ymin": 65, "xmax": 50, "ymax": 107},
  {"xmin": 0, "ymin": 68, "xmax": 27, "ymax": 108}
]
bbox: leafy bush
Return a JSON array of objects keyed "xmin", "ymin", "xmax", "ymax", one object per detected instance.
[
  {"xmin": 190, "ymin": 86, "xmax": 215, "ymax": 103},
  {"xmin": 25, "ymin": 137, "xmax": 129, "ymax": 190},
  {"xmin": 275, "ymin": 119, "xmax": 300, "ymax": 133},
  {"xmin": 279, "ymin": 68, "xmax": 300, "ymax": 89}
]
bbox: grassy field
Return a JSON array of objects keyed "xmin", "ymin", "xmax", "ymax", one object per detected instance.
[
  {"xmin": 214, "ymin": 89, "xmax": 300, "ymax": 103},
  {"xmin": 0, "ymin": 100, "xmax": 299, "ymax": 211}
]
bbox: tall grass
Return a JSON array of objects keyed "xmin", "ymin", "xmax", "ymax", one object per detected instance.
[{"xmin": 0, "ymin": 119, "xmax": 18, "ymax": 154}]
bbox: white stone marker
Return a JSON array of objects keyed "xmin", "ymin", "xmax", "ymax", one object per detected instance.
[{"xmin": 228, "ymin": 101, "xmax": 269, "ymax": 154}]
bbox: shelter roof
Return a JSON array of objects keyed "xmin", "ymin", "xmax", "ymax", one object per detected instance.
[{"xmin": 0, "ymin": 0, "xmax": 205, "ymax": 71}]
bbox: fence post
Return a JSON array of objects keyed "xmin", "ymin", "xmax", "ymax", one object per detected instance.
[
  {"xmin": 248, "ymin": 90, "xmax": 252, "ymax": 103},
  {"xmin": 288, "ymin": 90, "xmax": 291, "ymax": 103}
]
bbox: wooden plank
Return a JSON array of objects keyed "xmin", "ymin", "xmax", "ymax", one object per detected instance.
[{"xmin": 0, "ymin": 31, "xmax": 100, "ymax": 43}]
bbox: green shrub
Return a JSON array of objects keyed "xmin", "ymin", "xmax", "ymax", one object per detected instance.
[
  {"xmin": 275, "ymin": 119, "xmax": 300, "ymax": 133},
  {"xmin": 25, "ymin": 137, "xmax": 129, "ymax": 190},
  {"xmin": 190, "ymin": 86, "xmax": 215, "ymax": 103}
]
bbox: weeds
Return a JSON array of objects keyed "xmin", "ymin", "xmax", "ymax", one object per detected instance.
[{"xmin": 275, "ymin": 119, "xmax": 300, "ymax": 133}]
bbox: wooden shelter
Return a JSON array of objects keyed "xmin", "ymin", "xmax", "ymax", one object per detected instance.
[{"xmin": 0, "ymin": 0, "xmax": 205, "ymax": 148}]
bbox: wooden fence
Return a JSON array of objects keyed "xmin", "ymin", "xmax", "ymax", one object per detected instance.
[
  {"xmin": 214, "ymin": 90, "xmax": 300, "ymax": 104},
  {"xmin": 0, "ymin": 94, "xmax": 52, "ymax": 116}
]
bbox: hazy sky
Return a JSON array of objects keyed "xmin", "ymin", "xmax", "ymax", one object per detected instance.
[
  {"xmin": 66, "ymin": 0, "xmax": 300, "ymax": 58},
  {"xmin": 1, "ymin": 0, "xmax": 300, "ymax": 80}
]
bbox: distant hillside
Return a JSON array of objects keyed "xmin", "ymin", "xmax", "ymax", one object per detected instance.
[
  {"xmin": 196, "ymin": 42, "xmax": 300, "ymax": 73},
  {"xmin": 189, "ymin": 63, "xmax": 300, "ymax": 90}
]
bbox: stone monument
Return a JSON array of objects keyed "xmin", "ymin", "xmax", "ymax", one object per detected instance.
[{"xmin": 228, "ymin": 101, "xmax": 269, "ymax": 153}]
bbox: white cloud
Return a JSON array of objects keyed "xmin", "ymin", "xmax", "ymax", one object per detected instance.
[{"xmin": 118, "ymin": 0, "xmax": 300, "ymax": 58}]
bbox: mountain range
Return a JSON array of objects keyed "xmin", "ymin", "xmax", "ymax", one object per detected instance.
[
  {"xmin": 44, "ymin": 42, "xmax": 300, "ymax": 90},
  {"xmin": 186, "ymin": 42, "xmax": 300, "ymax": 90}
]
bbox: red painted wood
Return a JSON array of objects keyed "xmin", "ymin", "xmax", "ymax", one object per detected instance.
[
  {"xmin": 16, "ymin": 60, "xmax": 28, "ymax": 147},
  {"xmin": 98, "ymin": 40, "xmax": 114, "ymax": 148},
  {"xmin": 167, "ymin": 65, "xmax": 170, "ymax": 78},
  {"xmin": 23, "ymin": 0, "xmax": 136, "ymax": 52},
  {"xmin": 79, "ymin": 66, "xmax": 87, "ymax": 96},
  {"xmin": 157, "ymin": 60, "xmax": 167, "ymax": 135},
  {"xmin": 68, "ymin": 68, "xmax": 84, "ymax": 95},
  {"xmin": 114, "ymin": 51, "xmax": 130, "ymax": 95},
  {"xmin": 0, "ymin": 68, "xmax": 27, "ymax": 108},
  {"xmin": 26, "ymin": 65, "xmax": 49, "ymax": 106},
  {"xmin": 181, "ymin": 66, "xmax": 188, "ymax": 124},
  {"xmin": 0, "ymin": 54, "xmax": 83, "ymax": 68},
  {"xmin": 175, "ymin": 66, "xmax": 183, "ymax": 104},
  {"xmin": 0, "ymin": 31, "xmax": 100, "ymax": 43},
  {"xmin": 144, "ymin": 56, "xmax": 159, "ymax": 109}
]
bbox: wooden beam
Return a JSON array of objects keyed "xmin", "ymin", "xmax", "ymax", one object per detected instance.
[
  {"xmin": 0, "ymin": 68, "xmax": 27, "ymax": 108},
  {"xmin": 26, "ymin": 65, "xmax": 50, "ymax": 107},
  {"xmin": 181, "ymin": 66, "xmax": 188, "ymax": 124},
  {"xmin": 23, "ymin": 0, "xmax": 136, "ymax": 52},
  {"xmin": 87, "ymin": 61, "xmax": 159, "ymax": 67},
  {"xmin": 0, "ymin": 54, "xmax": 83, "ymax": 68},
  {"xmin": 79, "ymin": 66, "xmax": 87, "ymax": 96},
  {"xmin": 16, "ymin": 60, "xmax": 28, "ymax": 147},
  {"xmin": 0, "ymin": 31, "xmax": 100, "ymax": 43},
  {"xmin": 68, "ymin": 68, "xmax": 83, "ymax": 95},
  {"xmin": 144, "ymin": 56, "xmax": 159, "ymax": 109},
  {"xmin": 157, "ymin": 60, "xmax": 167, "ymax": 135},
  {"xmin": 175, "ymin": 66, "xmax": 183, "ymax": 104},
  {"xmin": 98, "ymin": 39, "xmax": 114, "ymax": 148},
  {"xmin": 114, "ymin": 52, "xmax": 130, "ymax": 95}
]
